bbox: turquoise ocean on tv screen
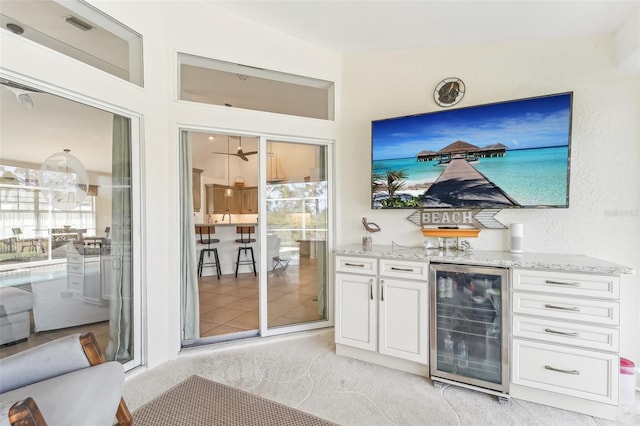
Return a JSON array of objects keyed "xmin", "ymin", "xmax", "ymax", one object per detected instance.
[{"xmin": 372, "ymin": 146, "xmax": 569, "ymax": 207}]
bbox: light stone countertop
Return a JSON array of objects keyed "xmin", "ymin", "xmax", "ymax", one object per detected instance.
[{"xmin": 335, "ymin": 244, "xmax": 635, "ymax": 275}]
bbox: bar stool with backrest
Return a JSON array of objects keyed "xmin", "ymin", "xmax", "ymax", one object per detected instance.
[
  {"xmin": 196, "ymin": 225, "xmax": 221, "ymax": 279},
  {"xmin": 235, "ymin": 226, "xmax": 257, "ymax": 277}
]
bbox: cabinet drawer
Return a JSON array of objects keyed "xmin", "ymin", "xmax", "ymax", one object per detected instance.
[
  {"xmin": 67, "ymin": 274, "xmax": 84, "ymax": 293},
  {"xmin": 67, "ymin": 252, "xmax": 83, "ymax": 262},
  {"xmin": 512, "ymin": 269, "xmax": 619, "ymax": 299},
  {"xmin": 380, "ymin": 259, "xmax": 429, "ymax": 280},
  {"xmin": 512, "ymin": 315, "xmax": 619, "ymax": 352},
  {"xmin": 67, "ymin": 262, "xmax": 84, "ymax": 274},
  {"xmin": 512, "ymin": 339, "xmax": 618, "ymax": 405},
  {"xmin": 335, "ymin": 256, "xmax": 377, "ymax": 276},
  {"xmin": 512, "ymin": 292, "xmax": 619, "ymax": 326}
]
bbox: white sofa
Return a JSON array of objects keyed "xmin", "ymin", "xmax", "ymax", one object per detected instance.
[{"xmin": 0, "ymin": 287, "xmax": 33, "ymax": 346}]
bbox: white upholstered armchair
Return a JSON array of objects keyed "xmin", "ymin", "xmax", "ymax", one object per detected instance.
[{"xmin": 0, "ymin": 332, "xmax": 131, "ymax": 426}]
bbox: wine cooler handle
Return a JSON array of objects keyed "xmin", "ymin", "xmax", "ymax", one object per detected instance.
[
  {"xmin": 545, "ymin": 365, "xmax": 580, "ymax": 375},
  {"xmin": 544, "ymin": 304, "xmax": 580, "ymax": 312},
  {"xmin": 380, "ymin": 280, "xmax": 384, "ymax": 302},
  {"xmin": 544, "ymin": 328, "xmax": 579, "ymax": 337}
]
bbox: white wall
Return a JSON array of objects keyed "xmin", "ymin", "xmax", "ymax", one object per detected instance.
[{"xmin": 338, "ymin": 35, "xmax": 640, "ymax": 362}]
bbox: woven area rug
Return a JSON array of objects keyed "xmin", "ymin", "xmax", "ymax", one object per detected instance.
[{"xmin": 132, "ymin": 375, "xmax": 337, "ymax": 425}]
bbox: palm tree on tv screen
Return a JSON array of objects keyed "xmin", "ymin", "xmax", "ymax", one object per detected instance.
[{"xmin": 373, "ymin": 169, "xmax": 407, "ymax": 198}]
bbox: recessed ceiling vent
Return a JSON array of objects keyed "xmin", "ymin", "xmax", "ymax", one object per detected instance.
[{"xmin": 65, "ymin": 16, "xmax": 94, "ymax": 31}]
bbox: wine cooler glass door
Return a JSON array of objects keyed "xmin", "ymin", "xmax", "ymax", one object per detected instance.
[{"xmin": 430, "ymin": 264, "xmax": 508, "ymax": 393}]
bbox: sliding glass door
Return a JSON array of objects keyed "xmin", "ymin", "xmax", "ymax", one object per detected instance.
[
  {"xmin": 262, "ymin": 139, "xmax": 330, "ymax": 333},
  {"xmin": 0, "ymin": 79, "xmax": 141, "ymax": 370},
  {"xmin": 181, "ymin": 132, "xmax": 332, "ymax": 345}
]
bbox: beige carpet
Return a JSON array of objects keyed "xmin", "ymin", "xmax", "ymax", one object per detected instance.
[
  {"xmin": 124, "ymin": 329, "xmax": 639, "ymax": 425},
  {"xmin": 132, "ymin": 374, "xmax": 337, "ymax": 425}
]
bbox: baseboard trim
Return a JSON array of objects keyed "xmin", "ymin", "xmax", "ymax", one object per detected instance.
[{"xmin": 335, "ymin": 343, "xmax": 429, "ymax": 377}]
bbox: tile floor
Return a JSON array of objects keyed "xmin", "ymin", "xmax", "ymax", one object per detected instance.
[{"xmin": 199, "ymin": 257, "xmax": 325, "ymax": 337}]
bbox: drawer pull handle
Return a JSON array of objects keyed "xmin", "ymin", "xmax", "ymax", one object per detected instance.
[
  {"xmin": 544, "ymin": 328, "xmax": 579, "ymax": 337},
  {"xmin": 544, "ymin": 304, "xmax": 580, "ymax": 312},
  {"xmin": 545, "ymin": 280, "xmax": 580, "ymax": 286},
  {"xmin": 545, "ymin": 365, "xmax": 580, "ymax": 375},
  {"xmin": 345, "ymin": 262, "xmax": 365, "ymax": 268},
  {"xmin": 390, "ymin": 267, "xmax": 413, "ymax": 272},
  {"xmin": 380, "ymin": 280, "xmax": 384, "ymax": 302}
]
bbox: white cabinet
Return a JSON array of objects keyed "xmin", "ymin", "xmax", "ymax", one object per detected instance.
[
  {"xmin": 335, "ymin": 272, "xmax": 376, "ymax": 351},
  {"xmin": 512, "ymin": 339, "xmax": 618, "ymax": 404},
  {"xmin": 335, "ymin": 256, "xmax": 429, "ymax": 372},
  {"xmin": 378, "ymin": 259, "xmax": 428, "ymax": 364},
  {"xmin": 510, "ymin": 268, "xmax": 621, "ymax": 418},
  {"xmin": 66, "ymin": 248, "xmax": 84, "ymax": 294},
  {"xmin": 378, "ymin": 277, "xmax": 428, "ymax": 363}
]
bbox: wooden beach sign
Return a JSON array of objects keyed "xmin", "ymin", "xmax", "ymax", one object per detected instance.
[{"xmin": 407, "ymin": 208, "xmax": 506, "ymax": 229}]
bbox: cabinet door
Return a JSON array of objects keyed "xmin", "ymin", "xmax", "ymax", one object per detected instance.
[
  {"xmin": 212, "ymin": 185, "xmax": 240, "ymax": 214},
  {"xmin": 241, "ymin": 187, "xmax": 258, "ymax": 213},
  {"xmin": 192, "ymin": 168, "xmax": 203, "ymax": 212},
  {"xmin": 205, "ymin": 184, "xmax": 214, "ymax": 214},
  {"xmin": 212, "ymin": 186, "xmax": 227, "ymax": 214},
  {"xmin": 378, "ymin": 278, "xmax": 428, "ymax": 363},
  {"xmin": 335, "ymin": 273, "xmax": 377, "ymax": 351}
]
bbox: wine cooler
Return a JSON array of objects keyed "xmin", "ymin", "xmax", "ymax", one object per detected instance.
[{"xmin": 429, "ymin": 263, "xmax": 509, "ymax": 399}]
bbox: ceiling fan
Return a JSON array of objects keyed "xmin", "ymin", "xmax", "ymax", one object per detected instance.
[{"xmin": 213, "ymin": 136, "xmax": 257, "ymax": 161}]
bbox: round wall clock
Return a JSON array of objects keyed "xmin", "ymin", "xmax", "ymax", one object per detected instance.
[{"xmin": 434, "ymin": 77, "xmax": 465, "ymax": 107}]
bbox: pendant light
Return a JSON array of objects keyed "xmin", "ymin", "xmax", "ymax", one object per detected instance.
[
  {"xmin": 225, "ymin": 137, "xmax": 233, "ymax": 197},
  {"xmin": 40, "ymin": 149, "xmax": 89, "ymax": 210}
]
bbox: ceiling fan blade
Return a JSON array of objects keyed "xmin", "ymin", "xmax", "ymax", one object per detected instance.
[
  {"xmin": 212, "ymin": 152, "xmax": 246, "ymax": 161},
  {"xmin": 243, "ymin": 151, "xmax": 258, "ymax": 156}
]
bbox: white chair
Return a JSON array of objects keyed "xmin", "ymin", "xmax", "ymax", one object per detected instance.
[
  {"xmin": 267, "ymin": 234, "xmax": 289, "ymax": 275},
  {"xmin": 0, "ymin": 332, "xmax": 131, "ymax": 426}
]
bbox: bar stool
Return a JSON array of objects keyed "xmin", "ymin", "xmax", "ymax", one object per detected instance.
[
  {"xmin": 196, "ymin": 225, "xmax": 221, "ymax": 279},
  {"xmin": 235, "ymin": 226, "xmax": 257, "ymax": 277}
]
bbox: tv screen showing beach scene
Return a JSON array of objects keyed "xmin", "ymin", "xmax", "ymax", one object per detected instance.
[{"xmin": 371, "ymin": 92, "xmax": 572, "ymax": 209}]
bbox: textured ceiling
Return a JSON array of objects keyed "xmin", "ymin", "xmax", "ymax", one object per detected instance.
[{"xmin": 213, "ymin": 1, "xmax": 639, "ymax": 53}]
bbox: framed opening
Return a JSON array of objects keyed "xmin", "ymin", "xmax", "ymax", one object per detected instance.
[
  {"xmin": 178, "ymin": 53, "xmax": 334, "ymax": 120},
  {"xmin": 1, "ymin": 0, "xmax": 143, "ymax": 86}
]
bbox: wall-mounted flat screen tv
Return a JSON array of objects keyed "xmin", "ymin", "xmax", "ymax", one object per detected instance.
[{"xmin": 371, "ymin": 92, "xmax": 572, "ymax": 209}]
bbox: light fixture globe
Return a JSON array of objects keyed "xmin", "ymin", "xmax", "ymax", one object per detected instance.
[{"xmin": 40, "ymin": 149, "xmax": 89, "ymax": 210}]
